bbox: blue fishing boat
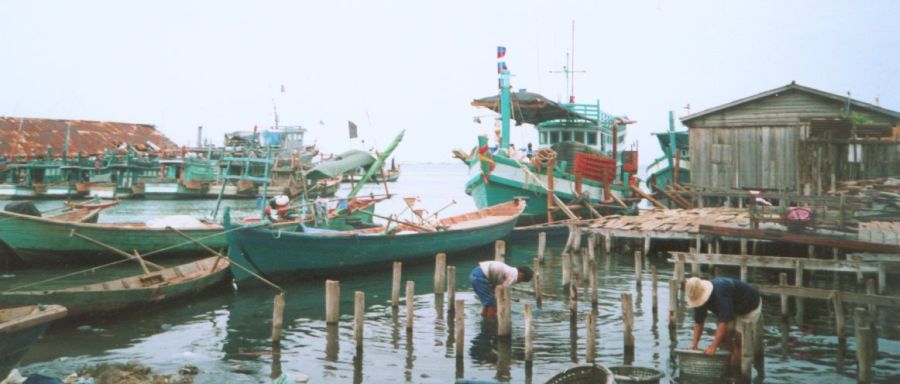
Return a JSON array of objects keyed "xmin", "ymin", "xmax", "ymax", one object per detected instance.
[
  {"xmin": 646, "ymin": 111, "xmax": 690, "ymax": 196},
  {"xmin": 223, "ymin": 199, "xmax": 525, "ymax": 284},
  {"xmin": 0, "ymin": 305, "xmax": 67, "ymax": 378}
]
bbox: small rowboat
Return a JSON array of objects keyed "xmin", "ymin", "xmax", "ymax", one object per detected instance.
[
  {"xmin": 0, "ymin": 256, "xmax": 230, "ymax": 318},
  {"xmin": 0, "ymin": 305, "xmax": 67, "ymax": 378},
  {"xmin": 64, "ymin": 198, "xmax": 121, "ymax": 210},
  {"xmin": 224, "ymin": 199, "xmax": 525, "ymax": 284}
]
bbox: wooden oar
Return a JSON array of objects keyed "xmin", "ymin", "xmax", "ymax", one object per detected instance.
[
  {"xmin": 68, "ymin": 229, "xmax": 163, "ymax": 274},
  {"xmin": 164, "ymin": 226, "xmax": 283, "ymax": 292}
]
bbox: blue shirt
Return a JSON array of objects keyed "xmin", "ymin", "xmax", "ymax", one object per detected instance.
[{"xmin": 693, "ymin": 277, "xmax": 761, "ymax": 324}]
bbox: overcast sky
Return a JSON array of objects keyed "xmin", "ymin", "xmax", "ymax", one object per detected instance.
[{"xmin": 1, "ymin": 1, "xmax": 897, "ymax": 164}]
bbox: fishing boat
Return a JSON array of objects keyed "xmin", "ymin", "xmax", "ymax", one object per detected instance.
[
  {"xmin": 0, "ymin": 209, "xmax": 227, "ymax": 265},
  {"xmin": 342, "ymin": 159, "xmax": 401, "ymax": 183},
  {"xmin": 223, "ymin": 199, "xmax": 525, "ymax": 283},
  {"xmin": 142, "ymin": 157, "xmax": 218, "ymax": 199},
  {"xmin": 0, "ymin": 304, "xmax": 67, "ymax": 378},
  {"xmin": 646, "ymin": 112, "xmax": 691, "ymax": 205},
  {"xmin": 86, "ymin": 151, "xmax": 159, "ymax": 199},
  {"xmin": 0, "ymin": 157, "xmax": 93, "ymax": 200},
  {"xmin": 463, "ymin": 47, "xmax": 639, "ymax": 226},
  {"xmin": 0, "ymin": 256, "xmax": 230, "ymax": 318}
]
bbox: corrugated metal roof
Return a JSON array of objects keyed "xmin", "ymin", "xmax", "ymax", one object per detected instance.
[{"xmin": 0, "ymin": 117, "xmax": 177, "ymax": 157}]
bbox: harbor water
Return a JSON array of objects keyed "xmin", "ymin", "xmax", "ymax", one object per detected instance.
[{"xmin": 2, "ymin": 164, "xmax": 899, "ymax": 383}]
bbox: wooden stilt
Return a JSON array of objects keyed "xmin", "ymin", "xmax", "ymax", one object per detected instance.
[
  {"xmin": 495, "ymin": 240, "xmax": 506, "ymax": 262},
  {"xmin": 668, "ymin": 279, "xmax": 677, "ymax": 329},
  {"xmin": 634, "ymin": 251, "xmax": 642, "ymax": 286},
  {"xmin": 392, "ymin": 262, "xmax": 402, "ymax": 307},
  {"xmin": 854, "ymin": 308, "xmax": 872, "ymax": 383},
  {"xmin": 651, "ymin": 265, "xmax": 658, "ymax": 312},
  {"xmin": 405, "ymin": 281, "xmax": 415, "ymax": 330},
  {"xmin": 604, "ymin": 232, "xmax": 612, "ymax": 254},
  {"xmin": 689, "ymin": 247, "xmax": 700, "ymax": 276},
  {"xmin": 354, "ymin": 291, "xmax": 365, "ymax": 345},
  {"xmin": 590, "ymin": 259, "xmax": 598, "ymax": 306},
  {"xmin": 434, "ymin": 253, "xmax": 446, "ymax": 295},
  {"xmin": 497, "ymin": 285, "xmax": 511, "ymax": 337},
  {"xmin": 272, "ymin": 292, "xmax": 285, "ymax": 347},
  {"xmin": 586, "ymin": 313, "xmax": 596, "ymax": 364},
  {"xmin": 562, "ymin": 252, "xmax": 571, "ymax": 287},
  {"xmin": 447, "ymin": 266, "xmax": 456, "ymax": 305},
  {"xmin": 643, "ymin": 234, "xmax": 651, "ymax": 256},
  {"xmin": 533, "ymin": 257, "xmax": 543, "ymax": 308},
  {"xmin": 455, "ymin": 300, "xmax": 465, "ymax": 359},
  {"xmin": 326, "ymin": 280, "xmax": 340, "ymax": 325},
  {"xmin": 622, "ymin": 293, "xmax": 634, "ymax": 357},
  {"xmin": 833, "ymin": 292, "xmax": 845, "ymax": 346},
  {"xmin": 524, "ymin": 303, "xmax": 534, "ymax": 362},
  {"xmin": 779, "ymin": 273, "xmax": 788, "ymax": 318},
  {"xmin": 587, "ymin": 233, "xmax": 596, "ymax": 259},
  {"xmin": 537, "ymin": 232, "xmax": 546, "ymax": 260}
]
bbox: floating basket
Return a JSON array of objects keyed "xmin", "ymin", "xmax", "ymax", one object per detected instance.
[
  {"xmin": 609, "ymin": 365, "xmax": 664, "ymax": 384},
  {"xmin": 675, "ymin": 349, "xmax": 730, "ymax": 378},
  {"xmin": 544, "ymin": 364, "xmax": 614, "ymax": 384}
]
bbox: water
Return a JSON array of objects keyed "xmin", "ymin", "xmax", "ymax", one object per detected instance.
[{"xmin": 2, "ymin": 164, "xmax": 899, "ymax": 383}]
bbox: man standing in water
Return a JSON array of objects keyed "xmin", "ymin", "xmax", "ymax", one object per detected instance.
[
  {"xmin": 685, "ymin": 276, "xmax": 764, "ymax": 376},
  {"xmin": 470, "ymin": 261, "xmax": 533, "ymax": 319}
]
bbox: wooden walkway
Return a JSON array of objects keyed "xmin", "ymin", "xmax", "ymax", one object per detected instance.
[{"xmin": 585, "ymin": 208, "xmax": 750, "ymax": 240}]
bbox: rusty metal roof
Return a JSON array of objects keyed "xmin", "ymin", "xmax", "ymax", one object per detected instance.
[{"xmin": 0, "ymin": 117, "xmax": 177, "ymax": 157}]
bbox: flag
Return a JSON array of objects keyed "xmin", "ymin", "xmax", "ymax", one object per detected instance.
[
  {"xmin": 348, "ymin": 121, "xmax": 358, "ymax": 139},
  {"xmin": 497, "ymin": 46, "xmax": 506, "ymax": 59},
  {"xmin": 497, "ymin": 61, "xmax": 507, "ymax": 74},
  {"xmin": 280, "ymin": 84, "xmax": 285, "ymax": 93}
]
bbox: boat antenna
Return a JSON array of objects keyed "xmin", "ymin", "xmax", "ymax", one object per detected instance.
[{"xmin": 548, "ymin": 21, "xmax": 585, "ymax": 104}]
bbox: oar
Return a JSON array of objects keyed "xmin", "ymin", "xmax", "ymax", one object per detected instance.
[
  {"xmin": 354, "ymin": 209, "xmax": 435, "ymax": 233},
  {"xmin": 69, "ymin": 229, "xmax": 163, "ymax": 274},
  {"xmin": 164, "ymin": 225, "xmax": 283, "ymax": 292},
  {"xmin": 424, "ymin": 200, "xmax": 456, "ymax": 221}
]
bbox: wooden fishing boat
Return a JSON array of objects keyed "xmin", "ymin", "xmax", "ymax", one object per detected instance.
[
  {"xmin": 0, "ymin": 210, "xmax": 227, "ymax": 265},
  {"xmin": 224, "ymin": 199, "xmax": 525, "ymax": 284},
  {"xmin": 0, "ymin": 256, "xmax": 230, "ymax": 318},
  {"xmin": 64, "ymin": 198, "xmax": 121, "ymax": 210},
  {"xmin": 0, "ymin": 305, "xmax": 67, "ymax": 378}
]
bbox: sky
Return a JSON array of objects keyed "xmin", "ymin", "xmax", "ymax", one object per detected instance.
[{"xmin": 0, "ymin": 1, "xmax": 897, "ymax": 164}]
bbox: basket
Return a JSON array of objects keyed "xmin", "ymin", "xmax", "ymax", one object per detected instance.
[
  {"xmin": 544, "ymin": 364, "xmax": 615, "ymax": 384},
  {"xmin": 609, "ymin": 365, "xmax": 664, "ymax": 384},
  {"xmin": 674, "ymin": 349, "xmax": 730, "ymax": 378}
]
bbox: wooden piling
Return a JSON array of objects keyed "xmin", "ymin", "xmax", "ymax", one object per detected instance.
[
  {"xmin": 562, "ymin": 252, "xmax": 571, "ymax": 287},
  {"xmin": 325, "ymin": 280, "xmax": 340, "ymax": 325},
  {"xmin": 354, "ymin": 291, "xmax": 365, "ymax": 345},
  {"xmin": 587, "ymin": 233, "xmax": 596, "ymax": 259},
  {"xmin": 524, "ymin": 303, "xmax": 533, "ymax": 362},
  {"xmin": 590, "ymin": 259, "xmax": 598, "ymax": 306},
  {"xmin": 854, "ymin": 308, "xmax": 873, "ymax": 383},
  {"xmin": 272, "ymin": 292, "xmax": 285, "ymax": 347},
  {"xmin": 497, "ymin": 285, "xmax": 511, "ymax": 337},
  {"xmin": 405, "ymin": 281, "xmax": 415, "ymax": 330},
  {"xmin": 689, "ymin": 247, "xmax": 700, "ymax": 276},
  {"xmin": 586, "ymin": 312, "xmax": 597, "ymax": 363},
  {"xmin": 454, "ymin": 300, "xmax": 465, "ymax": 359},
  {"xmin": 537, "ymin": 232, "xmax": 546, "ymax": 260},
  {"xmin": 740, "ymin": 260, "xmax": 748, "ymax": 281},
  {"xmin": 634, "ymin": 251, "xmax": 642, "ymax": 286},
  {"xmin": 739, "ymin": 318, "xmax": 755, "ymax": 382},
  {"xmin": 621, "ymin": 293, "xmax": 634, "ymax": 356},
  {"xmin": 573, "ymin": 225, "xmax": 582, "ymax": 252},
  {"xmin": 447, "ymin": 265, "xmax": 456, "ymax": 306},
  {"xmin": 604, "ymin": 232, "xmax": 612, "ymax": 254},
  {"xmin": 878, "ymin": 263, "xmax": 886, "ymax": 294},
  {"xmin": 643, "ymin": 233, "xmax": 651, "ymax": 256},
  {"xmin": 779, "ymin": 273, "xmax": 788, "ymax": 318},
  {"xmin": 392, "ymin": 261, "xmax": 402, "ymax": 307},
  {"xmin": 668, "ymin": 279, "xmax": 677, "ymax": 328},
  {"xmin": 740, "ymin": 238, "xmax": 748, "ymax": 255},
  {"xmin": 533, "ymin": 257, "xmax": 543, "ymax": 307},
  {"xmin": 651, "ymin": 265, "xmax": 658, "ymax": 312},
  {"xmin": 832, "ymin": 291, "xmax": 845, "ymax": 345},
  {"xmin": 675, "ymin": 253, "xmax": 685, "ymax": 282},
  {"xmin": 569, "ymin": 272, "xmax": 578, "ymax": 319},
  {"xmin": 495, "ymin": 240, "xmax": 506, "ymax": 262},
  {"xmin": 434, "ymin": 253, "xmax": 447, "ymax": 295},
  {"xmin": 795, "ymin": 260, "xmax": 804, "ymax": 287}
]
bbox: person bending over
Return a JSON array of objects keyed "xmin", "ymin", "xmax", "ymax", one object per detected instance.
[{"xmin": 469, "ymin": 261, "xmax": 533, "ymax": 320}]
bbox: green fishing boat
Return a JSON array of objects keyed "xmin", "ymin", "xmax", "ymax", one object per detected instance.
[
  {"xmin": 0, "ymin": 305, "xmax": 67, "ymax": 378},
  {"xmin": 142, "ymin": 157, "xmax": 219, "ymax": 199},
  {"xmin": 0, "ymin": 256, "xmax": 230, "ymax": 318},
  {"xmin": 86, "ymin": 150, "xmax": 158, "ymax": 199},
  {"xmin": 646, "ymin": 111, "xmax": 690, "ymax": 198}
]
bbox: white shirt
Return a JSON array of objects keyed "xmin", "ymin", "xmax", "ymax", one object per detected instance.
[{"xmin": 479, "ymin": 261, "xmax": 519, "ymax": 287}]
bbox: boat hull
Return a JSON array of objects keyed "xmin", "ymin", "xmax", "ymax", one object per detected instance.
[
  {"xmin": 0, "ymin": 305, "xmax": 67, "ymax": 378},
  {"xmin": 225, "ymin": 202, "xmax": 521, "ymax": 283},
  {"xmin": 0, "ymin": 211, "xmax": 227, "ymax": 265}
]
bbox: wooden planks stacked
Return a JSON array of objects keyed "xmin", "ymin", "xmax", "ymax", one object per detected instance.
[{"xmin": 586, "ymin": 208, "xmax": 749, "ymax": 240}]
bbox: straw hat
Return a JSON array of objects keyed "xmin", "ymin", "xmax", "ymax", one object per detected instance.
[
  {"xmin": 685, "ymin": 277, "xmax": 713, "ymax": 308},
  {"xmin": 275, "ymin": 195, "xmax": 290, "ymax": 206}
]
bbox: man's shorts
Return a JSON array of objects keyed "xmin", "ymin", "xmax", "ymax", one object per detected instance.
[{"xmin": 469, "ymin": 266, "xmax": 495, "ymax": 307}]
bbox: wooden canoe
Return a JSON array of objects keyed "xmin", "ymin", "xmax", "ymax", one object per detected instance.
[
  {"xmin": 224, "ymin": 199, "xmax": 525, "ymax": 284},
  {"xmin": 0, "ymin": 256, "xmax": 230, "ymax": 318},
  {"xmin": 0, "ymin": 305, "xmax": 67, "ymax": 378},
  {"xmin": 0, "ymin": 210, "xmax": 227, "ymax": 265}
]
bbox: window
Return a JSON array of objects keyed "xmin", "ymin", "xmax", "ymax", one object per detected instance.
[
  {"xmin": 575, "ymin": 131, "xmax": 585, "ymax": 143},
  {"xmin": 551, "ymin": 131, "xmax": 561, "ymax": 144},
  {"xmin": 562, "ymin": 131, "xmax": 572, "ymax": 141},
  {"xmin": 588, "ymin": 132, "xmax": 598, "ymax": 145},
  {"xmin": 539, "ymin": 131, "xmax": 548, "ymax": 145}
]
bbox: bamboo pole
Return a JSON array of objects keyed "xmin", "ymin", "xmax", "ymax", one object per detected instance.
[
  {"xmin": 454, "ymin": 300, "xmax": 465, "ymax": 359},
  {"xmin": 354, "ymin": 291, "xmax": 365, "ymax": 345},
  {"xmin": 447, "ymin": 266, "xmax": 456, "ymax": 305},
  {"xmin": 405, "ymin": 281, "xmax": 415, "ymax": 330},
  {"xmin": 392, "ymin": 261, "xmax": 402, "ymax": 308},
  {"xmin": 586, "ymin": 312, "xmax": 597, "ymax": 364},
  {"xmin": 495, "ymin": 240, "xmax": 506, "ymax": 262},
  {"xmin": 434, "ymin": 253, "xmax": 446, "ymax": 295},
  {"xmin": 524, "ymin": 303, "xmax": 534, "ymax": 362},
  {"xmin": 537, "ymin": 232, "xmax": 546, "ymax": 260},
  {"xmin": 497, "ymin": 285, "xmax": 511, "ymax": 338},
  {"xmin": 326, "ymin": 280, "xmax": 340, "ymax": 325}
]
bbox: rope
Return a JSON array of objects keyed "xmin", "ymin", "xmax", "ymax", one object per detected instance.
[{"xmin": 531, "ymin": 148, "xmax": 557, "ymax": 172}]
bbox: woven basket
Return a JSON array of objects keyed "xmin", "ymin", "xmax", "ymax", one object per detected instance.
[
  {"xmin": 544, "ymin": 364, "xmax": 614, "ymax": 384},
  {"xmin": 675, "ymin": 349, "xmax": 730, "ymax": 378},
  {"xmin": 609, "ymin": 365, "xmax": 664, "ymax": 384}
]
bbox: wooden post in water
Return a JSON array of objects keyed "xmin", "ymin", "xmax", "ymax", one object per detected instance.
[
  {"xmin": 524, "ymin": 303, "xmax": 534, "ymax": 362},
  {"xmin": 326, "ymin": 280, "xmax": 340, "ymax": 325},
  {"xmin": 877, "ymin": 264, "xmax": 886, "ymax": 294},
  {"xmin": 668, "ymin": 279, "xmax": 677, "ymax": 329},
  {"xmin": 495, "ymin": 240, "xmax": 506, "ymax": 262},
  {"xmin": 392, "ymin": 262, "xmax": 402, "ymax": 307},
  {"xmin": 497, "ymin": 285, "xmax": 511, "ymax": 338},
  {"xmin": 779, "ymin": 273, "xmax": 788, "ymax": 319},
  {"xmin": 651, "ymin": 265, "xmax": 658, "ymax": 313},
  {"xmin": 587, "ymin": 232, "xmax": 596, "ymax": 259},
  {"xmin": 854, "ymin": 308, "xmax": 873, "ymax": 383},
  {"xmin": 533, "ymin": 257, "xmax": 543, "ymax": 307},
  {"xmin": 740, "ymin": 238, "xmax": 748, "ymax": 255},
  {"xmin": 272, "ymin": 292, "xmax": 285, "ymax": 347},
  {"xmin": 604, "ymin": 232, "xmax": 612, "ymax": 254},
  {"xmin": 581, "ymin": 249, "xmax": 590, "ymax": 285},
  {"xmin": 590, "ymin": 259, "xmax": 598, "ymax": 306},
  {"xmin": 865, "ymin": 278, "xmax": 879, "ymax": 360},
  {"xmin": 454, "ymin": 300, "xmax": 465, "ymax": 359},
  {"xmin": 434, "ymin": 253, "xmax": 446, "ymax": 295},
  {"xmin": 634, "ymin": 251, "xmax": 642, "ymax": 286},
  {"xmin": 795, "ymin": 260, "xmax": 804, "ymax": 287},
  {"xmin": 447, "ymin": 266, "xmax": 456, "ymax": 307},
  {"xmin": 740, "ymin": 260, "xmax": 748, "ymax": 281},
  {"xmin": 739, "ymin": 318, "xmax": 755, "ymax": 382},
  {"xmin": 405, "ymin": 281, "xmax": 415, "ymax": 330},
  {"xmin": 354, "ymin": 291, "xmax": 365, "ymax": 345},
  {"xmin": 621, "ymin": 293, "xmax": 635, "ymax": 357},
  {"xmin": 562, "ymin": 252, "xmax": 572, "ymax": 288},
  {"xmin": 832, "ymin": 292, "xmax": 846, "ymax": 347},
  {"xmin": 569, "ymin": 272, "xmax": 578, "ymax": 320},
  {"xmin": 689, "ymin": 247, "xmax": 700, "ymax": 276},
  {"xmin": 537, "ymin": 232, "xmax": 547, "ymax": 260},
  {"xmin": 643, "ymin": 234, "xmax": 651, "ymax": 256},
  {"xmin": 675, "ymin": 254, "xmax": 685, "ymax": 282},
  {"xmin": 586, "ymin": 312, "xmax": 597, "ymax": 364},
  {"xmin": 572, "ymin": 225, "xmax": 582, "ymax": 252}
]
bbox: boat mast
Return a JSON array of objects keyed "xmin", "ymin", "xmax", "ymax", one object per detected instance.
[
  {"xmin": 498, "ymin": 46, "xmax": 511, "ymax": 150},
  {"xmin": 667, "ymin": 111, "xmax": 676, "ymax": 172}
]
